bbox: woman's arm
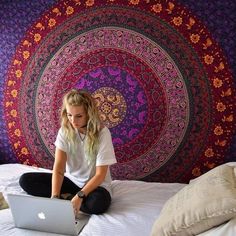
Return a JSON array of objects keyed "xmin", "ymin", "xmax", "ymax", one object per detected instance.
[
  {"xmin": 71, "ymin": 165, "xmax": 108, "ymax": 211},
  {"xmin": 51, "ymin": 148, "xmax": 67, "ymax": 198},
  {"xmin": 82, "ymin": 165, "xmax": 108, "ymax": 196}
]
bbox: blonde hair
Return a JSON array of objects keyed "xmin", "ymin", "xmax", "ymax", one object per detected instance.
[{"xmin": 60, "ymin": 89, "xmax": 101, "ymax": 161}]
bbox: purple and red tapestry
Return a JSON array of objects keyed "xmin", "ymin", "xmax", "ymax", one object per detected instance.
[{"xmin": 0, "ymin": 0, "xmax": 235, "ymax": 183}]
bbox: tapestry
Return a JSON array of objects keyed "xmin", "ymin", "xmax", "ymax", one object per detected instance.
[{"xmin": 0, "ymin": 0, "xmax": 235, "ymax": 183}]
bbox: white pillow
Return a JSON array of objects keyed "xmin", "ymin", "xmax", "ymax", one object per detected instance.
[{"xmin": 151, "ymin": 164, "xmax": 236, "ymax": 236}]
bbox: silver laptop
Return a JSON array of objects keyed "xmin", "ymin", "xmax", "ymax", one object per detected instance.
[{"xmin": 7, "ymin": 193, "xmax": 90, "ymax": 235}]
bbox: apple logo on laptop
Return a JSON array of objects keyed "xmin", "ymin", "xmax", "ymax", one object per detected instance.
[{"xmin": 38, "ymin": 212, "xmax": 46, "ymax": 220}]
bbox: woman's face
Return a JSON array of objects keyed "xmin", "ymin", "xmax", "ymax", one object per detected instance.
[{"xmin": 66, "ymin": 105, "xmax": 88, "ymax": 131}]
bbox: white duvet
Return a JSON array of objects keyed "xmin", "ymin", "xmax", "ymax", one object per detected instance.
[{"xmin": 0, "ymin": 164, "xmax": 235, "ymax": 236}]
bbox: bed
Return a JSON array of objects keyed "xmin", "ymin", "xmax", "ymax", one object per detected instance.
[{"xmin": 1, "ymin": 163, "xmax": 236, "ymax": 236}]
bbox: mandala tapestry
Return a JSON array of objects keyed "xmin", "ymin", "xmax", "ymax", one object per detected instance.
[{"xmin": 0, "ymin": 0, "xmax": 235, "ymax": 183}]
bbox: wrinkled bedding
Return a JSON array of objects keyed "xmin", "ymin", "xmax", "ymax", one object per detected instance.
[{"xmin": 0, "ymin": 164, "xmax": 236, "ymax": 236}]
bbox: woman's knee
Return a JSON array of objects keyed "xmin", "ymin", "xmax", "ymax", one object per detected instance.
[
  {"xmin": 19, "ymin": 172, "xmax": 31, "ymax": 189},
  {"xmin": 19, "ymin": 172, "xmax": 52, "ymax": 197},
  {"xmin": 81, "ymin": 187, "xmax": 111, "ymax": 214}
]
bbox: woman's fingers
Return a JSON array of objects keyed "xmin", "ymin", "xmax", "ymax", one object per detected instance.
[{"xmin": 71, "ymin": 195, "xmax": 83, "ymax": 216}]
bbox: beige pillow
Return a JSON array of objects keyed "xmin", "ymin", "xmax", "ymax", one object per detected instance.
[
  {"xmin": 151, "ymin": 164, "xmax": 236, "ymax": 236},
  {"xmin": 0, "ymin": 192, "xmax": 9, "ymax": 210}
]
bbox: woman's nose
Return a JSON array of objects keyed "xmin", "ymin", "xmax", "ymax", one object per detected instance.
[{"xmin": 70, "ymin": 116, "xmax": 75, "ymax": 123}]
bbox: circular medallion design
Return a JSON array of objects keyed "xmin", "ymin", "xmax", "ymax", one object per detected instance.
[
  {"xmin": 92, "ymin": 87, "xmax": 127, "ymax": 128},
  {"xmin": 3, "ymin": 0, "xmax": 235, "ymax": 182}
]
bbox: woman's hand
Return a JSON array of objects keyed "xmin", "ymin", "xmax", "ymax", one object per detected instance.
[{"xmin": 71, "ymin": 195, "xmax": 83, "ymax": 215}]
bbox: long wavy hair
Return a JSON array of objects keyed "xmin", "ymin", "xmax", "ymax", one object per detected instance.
[{"xmin": 60, "ymin": 89, "xmax": 101, "ymax": 161}]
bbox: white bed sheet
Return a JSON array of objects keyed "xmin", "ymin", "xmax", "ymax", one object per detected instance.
[{"xmin": 0, "ymin": 163, "xmax": 235, "ymax": 236}]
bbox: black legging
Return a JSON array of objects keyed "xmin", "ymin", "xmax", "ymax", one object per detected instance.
[{"xmin": 19, "ymin": 172, "xmax": 111, "ymax": 215}]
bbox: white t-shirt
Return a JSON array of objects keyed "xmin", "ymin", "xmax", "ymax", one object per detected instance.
[{"xmin": 54, "ymin": 126, "xmax": 117, "ymax": 195}]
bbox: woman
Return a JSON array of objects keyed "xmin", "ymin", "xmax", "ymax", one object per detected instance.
[{"xmin": 19, "ymin": 89, "xmax": 117, "ymax": 215}]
